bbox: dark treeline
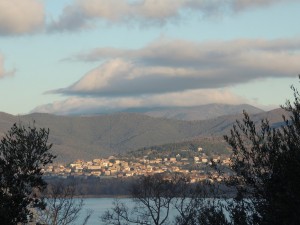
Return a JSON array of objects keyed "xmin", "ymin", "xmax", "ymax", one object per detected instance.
[
  {"xmin": 44, "ymin": 176, "xmax": 135, "ymax": 197},
  {"xmin": 44, "ymin": 175, "xmax": 235, "ymax": 197}
]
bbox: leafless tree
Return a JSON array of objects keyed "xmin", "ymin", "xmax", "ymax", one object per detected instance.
[
  {"xmin": 36, "ymin": 181, "xmax": 93, "ymax": 225},
  {"xmin": 102, "ymin": 173, "xmax": 178, "ymax": 225},
  {"xmin": 101, "ymin": 173, "xmax": 228, "ymax": 225}
]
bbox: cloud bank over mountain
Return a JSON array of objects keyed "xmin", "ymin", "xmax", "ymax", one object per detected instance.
[
  {"xmin": 34, "ymin": 37, "xmax": 298, "ymax": 114},
  {"xmin": 33, "ymin": 89, "xmax": 252, "ymax": 115},
  {"xmin": 55, "ymin": 38, "xmax": 300, "ymax": 97}
]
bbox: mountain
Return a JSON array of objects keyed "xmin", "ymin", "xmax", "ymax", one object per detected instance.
[
  {"xmin": 0, "ymin": 107, "xmax": 287, "ymax": 163},
  {"xmin": 123, "ymin": 104, "xmax": 264, "ymax": 121}
]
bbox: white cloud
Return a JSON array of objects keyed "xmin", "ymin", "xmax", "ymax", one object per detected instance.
[
  {"xmin": 0, "ymin": 0, "xmax": 45, "ymax": 35},
  {"xmin": 33, "ymin": 88, "xmax": 251, "ymax": 115},
  {"xmin": 52, "ymin": 38, "xmax": 300, "ymax": 97},
  {"xmin": 0, "ymin": 54, "xmax": 15, "ymax": 78},
  {"xmin": 48, "ymin": 0, "xmax": 295, "ymax": 32}
]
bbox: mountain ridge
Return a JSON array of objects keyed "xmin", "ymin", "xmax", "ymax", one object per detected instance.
[
  {"xmin": 79, "ymin": 103, "xmax": 265, "ymax": 121},
  {"xmin": 0, "ymin": 105, "xmax": 286, "ymax": 163}
]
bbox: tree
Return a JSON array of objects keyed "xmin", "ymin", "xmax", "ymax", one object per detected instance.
[
  {"xmin": 188, "ymin": 143, "xmax": 198, "ymax": 152},
  {"xmin": 103, "ymin": 79, "xmax": 300, "ymax": 225},
  {"xmin": 36, "ymin": 180, "xmax": 93, "ymax": 225},
  {"xmin": 0, "ymin": 123, "xmax": 56, "ymax": 224},
  {"xmin": 172, "ymin": 178, "xmax": 229, "ymax": 225},
  {"xmin": 223, "ymin": 82, "xmax": 300, "ymax": 225},
  {"xmin": 101, "ymin": 173, "xmax": 227, "ymax": 225},
  {"xmin": 102, "ymin": 173, "xmax": 176, "ymax": 225}
]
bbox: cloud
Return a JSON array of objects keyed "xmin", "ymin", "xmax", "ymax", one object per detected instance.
[
  {"xmin": 74, "ymin": 38, "xmax": 300, "ymax": 63},
  {"xmin": 45, "ymin": 37, "xmax": 299, "ymax": 114},
  {"xmin": 51, "ymin": 38, "xmax": 300, "ymax": 97},
  {"xmin": 33, "ymin": 88, "xmax": 251, "ymax": 115},
  {"xmin": 230, "ymin": 0, "xmax": 288, "ymax": 11},
  {"xmin": 51, "ymin": 58, "xmax": 221, "ymax": 96},
  {"xmin": 0, "ymin": 0, "xmax": 45, "ymax": 35},
  {"xmin": 48, "ymin": 0, "xmax": 295, "ymax": 32},
  {"xmin": 48, "ymin": 0, "xmax": 186, "ymax": 32},
  {"xmin": 0, "ymin": 55, "xmax": 15, "ymax": 78}
]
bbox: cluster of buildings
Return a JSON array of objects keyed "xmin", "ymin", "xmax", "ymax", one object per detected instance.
[{"xmin": 43, "ymin": 147, "xmax": 231, "ymax": 182}]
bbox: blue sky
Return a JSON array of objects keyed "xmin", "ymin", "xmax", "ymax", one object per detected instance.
[{"xmin": 0, "ymin": 0, "xmax": 300, "ymax": 115}]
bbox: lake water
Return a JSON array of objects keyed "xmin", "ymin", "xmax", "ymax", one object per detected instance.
[
  {"xmin": 79, "ymin": 198, "xmax": 134, "ymax": 225},
  {"xmin": 78, "ymin": 197, "xmax": 176, "ymax": 225},
  {"xmin": 74, "ymin": 197, "xmax": 233, "ymax": 225}
]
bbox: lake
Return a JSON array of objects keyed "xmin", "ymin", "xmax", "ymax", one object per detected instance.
[
  {"xmin": 78, "ymin": 197, "xmax": 177, "ymax": 225},
  {"xmin": 70, "ymin": 197, "xmax": 233, "ymax": 224},
  {"xmin": 79, "ymin": 198, "xmax": 134, "ymax": 225}
]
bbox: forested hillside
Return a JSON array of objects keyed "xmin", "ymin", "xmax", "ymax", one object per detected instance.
[{"xmin": 0, "ymin": 108, "xmax": 287, "ymax": 162}]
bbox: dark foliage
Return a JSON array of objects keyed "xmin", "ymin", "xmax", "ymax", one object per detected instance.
[
  {"xmin": 0, "ymin": 123, "xmax": 56, "ymax": 224},
  {"xmin": 224, "ymin": 82, "xmax": 300, "ymax": 225},
  {"xmin": 45, "ymin": 176, "xmax": 136, "ymax": 196}
]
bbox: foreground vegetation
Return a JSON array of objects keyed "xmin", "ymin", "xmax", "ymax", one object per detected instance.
[
  {"xmin": 1, "ymin": 80, "xmax": 300, "ymax": 224},
  {"xmin": 0, "ymin": 123, "xmax": 55, "ymax": 224},
  {"xmin": 102, "ymin": 81, "xmax": 300, "ymax": 225}
]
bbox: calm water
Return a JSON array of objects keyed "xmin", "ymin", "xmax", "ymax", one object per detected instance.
[
  {"xmin": 79, "ymin": 198, "xmax": 176, "ymax": 225},
  {"xmin": 79, "ymin": 198, "xmax": 134, "ymax": 225},
  {"xmin": 77, "ymin": 197, "xmax": 232, "ymax": 224}
]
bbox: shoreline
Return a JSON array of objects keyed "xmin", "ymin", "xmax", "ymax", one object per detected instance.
[{"xmin": 74, "ymin": 195, "xmax": 131, "ymax": 199}]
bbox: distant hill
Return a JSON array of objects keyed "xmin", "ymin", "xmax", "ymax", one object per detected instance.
[
  {"xmin": 127, "ymin": 136, "xmax": 230, "ymax": 159},
  {"xmin": 0, "ymin": 107, "xmax": 288, "ymax": 163},
  {"xmin": 122, "ymin": 104, "xmax": 264, "ymax": 121}
]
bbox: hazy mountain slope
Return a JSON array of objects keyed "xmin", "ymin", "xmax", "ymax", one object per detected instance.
[
  {"xmin": 0, "ymin": 112, "xmax": 20, "ymax": 138},
  {"xmin": 0, "ymin": 108, "xmax": 286, "ymax": 163},
  {"xmin": 18, "ymin": 113, "xmax": 193, "ymax": 162},
  {"xmin": 126, "ymin": 104, "xmax": 264, "ymax": 121}
]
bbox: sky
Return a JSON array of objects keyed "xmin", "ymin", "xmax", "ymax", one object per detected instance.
[{"xmin": 0, "ymin": 0, "xmax": 300, "ymax": 115}]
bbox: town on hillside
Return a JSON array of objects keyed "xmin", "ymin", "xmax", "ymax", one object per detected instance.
[{"xmin": 43, "ymin": 147, "xmax": 231, "ymax": 183}]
